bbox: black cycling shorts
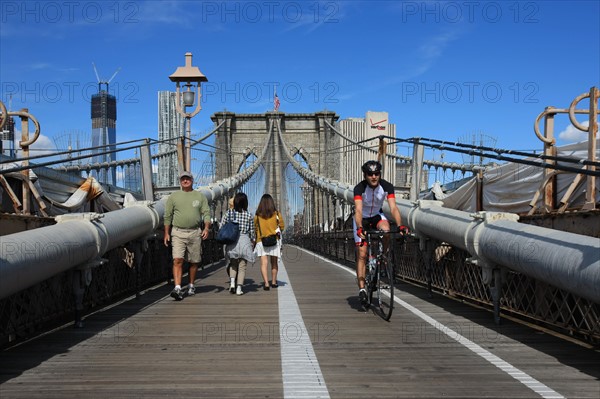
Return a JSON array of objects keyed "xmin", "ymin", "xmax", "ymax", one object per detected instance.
[{"xmin": 362, "ymin": 214, "xmax": 383, "ymax": 230}]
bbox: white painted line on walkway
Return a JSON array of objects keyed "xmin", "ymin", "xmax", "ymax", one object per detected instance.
[
  {"xmin": 300, "ymin": 247, "xmax": 565, "ymax": 399},
  {"xmin": 277, "ymin": 258, "xmax": 330, "ymax": 399}
]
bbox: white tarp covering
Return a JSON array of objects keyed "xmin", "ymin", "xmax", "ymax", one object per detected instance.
[
  {"xmin": 0, "ymin": 165, "xmax": 122, "ymax": 214},
  {"xmin": 439, "ymin": 139, "xmax": 600, "ymax": 213}
]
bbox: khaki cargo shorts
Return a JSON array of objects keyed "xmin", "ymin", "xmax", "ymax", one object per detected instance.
[{"xmin": 171, "ymin": 227, "xmax": 202, "ymax": 264}]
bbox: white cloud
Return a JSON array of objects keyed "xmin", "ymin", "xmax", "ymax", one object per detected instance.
[{"xmin": 558, "ymin": 120, "xmax": 589, "ymax": 143}]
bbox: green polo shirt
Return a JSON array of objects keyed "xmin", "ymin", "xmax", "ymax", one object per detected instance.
[{"xmin": 164, "ymin": 190, "xmax": 210, "ymax": 229}]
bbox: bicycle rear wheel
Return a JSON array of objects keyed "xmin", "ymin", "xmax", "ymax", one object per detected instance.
[{"xmin": 376, "ymin": 255, "xmax": 395, "ymax": 321}]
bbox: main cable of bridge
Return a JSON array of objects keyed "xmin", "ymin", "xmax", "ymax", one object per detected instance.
[
  {"xmin": 0, "ymin": 120, "xmax": 234, "ymax": 175},
  {"xmin": 0, "ymin": 141, "xmax": 155, "ymax": 175},
  {"xmin": 414, "ymin": 136, "xmax": 600, "ymax": 168},
  {"xmin": 325, "ymin": 118, "xmax": 600, "ymax": 171},
  {"xmin": 0, "ymin": 137, "xmax": 155, "ymax": 165},
  {"xmin": 356, "ymin": 134, "xmax": 600, "ymax": 177},
  {"xmin": 403, "ymin": 137, "xmax": 600, "ymax": 176}
]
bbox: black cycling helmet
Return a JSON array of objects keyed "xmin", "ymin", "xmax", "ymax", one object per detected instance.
[{"xmin": 362, "ymin": 160, "xmax": 382, "ymax": 174}]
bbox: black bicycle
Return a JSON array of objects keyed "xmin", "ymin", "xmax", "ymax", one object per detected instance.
[{"xmin": 364, "ymin": 230, "xmax": 397, "ymax": 321}]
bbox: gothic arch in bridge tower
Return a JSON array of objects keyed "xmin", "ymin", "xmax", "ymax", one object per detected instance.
[
  {"xmin": 289, "ymin": 147, "xmax": 312, "ymax": 171},
  {"xmin": 211, "ymin": 111, "xmax": 340, "ymax": 209},
  {"xmin": 236, "ymin": 148, "xmax": 260, "ymax": 173}
]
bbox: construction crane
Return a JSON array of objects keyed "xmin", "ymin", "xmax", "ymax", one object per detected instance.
[{"xmin": 92, "ymin": 62, "xmax": 121, "ymax": 93}]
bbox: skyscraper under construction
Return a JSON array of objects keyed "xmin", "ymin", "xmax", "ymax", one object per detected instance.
[{"xmin": 91, "ymin": 89, "xmax": 117, "ymax": 185}]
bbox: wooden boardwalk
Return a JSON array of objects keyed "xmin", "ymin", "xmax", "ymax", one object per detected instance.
[{"xmin": 1, "ymin": 246, "xmax": 598, "ymax": 398}]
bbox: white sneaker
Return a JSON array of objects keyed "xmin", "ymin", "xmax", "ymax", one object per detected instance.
[
  {"xmin": 236, "ymin": 286, "xmax": 243, "ymax": 295},
  {"xmin": 187, "ymin": 286, "xmax": 196, "ymax": 296}
]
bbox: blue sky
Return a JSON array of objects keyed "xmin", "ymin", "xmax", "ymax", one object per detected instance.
[{"xmin": 1, "ymin": 1, "xmax": 599, "ymax": 168}]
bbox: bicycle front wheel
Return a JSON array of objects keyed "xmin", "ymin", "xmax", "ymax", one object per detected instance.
[{"xmin": 376, "ymin": 257, "xmax": 395, "ymax": 321}]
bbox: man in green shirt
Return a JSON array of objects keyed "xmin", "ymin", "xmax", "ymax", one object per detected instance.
[{"xmin": 163, "ymin": 171, "xmax": 211, "ymax": 300}]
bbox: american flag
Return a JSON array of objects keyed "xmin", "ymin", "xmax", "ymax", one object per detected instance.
[{"xmin": 274, "ymin": 93, "xmax": 280, "ymax": 111}]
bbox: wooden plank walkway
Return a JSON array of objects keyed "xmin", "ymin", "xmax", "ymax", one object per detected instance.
[{"xmin": 1, "ymin": 246, "xmax": 598, "ymax": 398}]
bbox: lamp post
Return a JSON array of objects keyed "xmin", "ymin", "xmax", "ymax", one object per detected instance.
[{"xmin": 169, "ymin": 52, "xmax": 208, "ymax": 172}]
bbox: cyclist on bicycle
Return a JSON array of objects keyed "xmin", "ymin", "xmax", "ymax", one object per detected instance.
[{"xmin": 353, "ymin": 160, "xmax": 404, "ymax": 306}]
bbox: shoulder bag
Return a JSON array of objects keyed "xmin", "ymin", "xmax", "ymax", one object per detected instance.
[
  {"xmin": 217, "ymin": 210, "xmax": 240, "ymax": 245},
  {"xmin": 257, "ymin": 214, "xmax": 278, "ymax": 247}
]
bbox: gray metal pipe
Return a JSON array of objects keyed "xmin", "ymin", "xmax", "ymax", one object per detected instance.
[
  {"xmin": 0, "ymin": 202, "xmax": 162, "ymax": 300},
  {"xmin": 477, "ymin": 219, "xmax": 600, "ymax": 301},
  {"xmin": 402, "ymin": 200, "xmax": 600, "ymax": 302}
]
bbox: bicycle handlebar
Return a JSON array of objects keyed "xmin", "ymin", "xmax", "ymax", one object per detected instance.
[
  {"xmin": 364, "ymin": 226, "xmax": 409, "ymax": 238},
  {"xmin": 365, "ymin": 226, "xmax": 406, "ymax": 234},
  {"xmin": 365, "ymin": 229, "xmax": 397, "ymax": 235}
]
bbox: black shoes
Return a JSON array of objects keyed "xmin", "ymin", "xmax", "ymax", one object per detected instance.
[
  {"xmin": 170, "ymin": 287, "xmax": 183, "ymax": 301},
  {"xmin": 359, "ymin": 289, "xmax": 368, "ymax": 306}
]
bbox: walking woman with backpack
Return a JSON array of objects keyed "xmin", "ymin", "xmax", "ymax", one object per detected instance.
[{"xmin": 221, "ymin": 192, "xmax": 256, "ymax": 295}]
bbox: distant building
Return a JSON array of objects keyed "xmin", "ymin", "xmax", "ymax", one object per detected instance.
[
  {"xmin": 157, "ymin": 91, "xmax": 184, "ymax": 188},
  {"xmin": 337, "ymin": 111, "xmax": 397, "ymax": 187},
  {"xmin": 91, "ymin": 90, "xmax": 117, "ymax": 185},
  {"xmin": 0, "ymin": 116, "xmax": 16, "ymax": 157},
  {"xmin": 123, "ymin": 163, "xmax": 141, "ymax": 192},
  {"xmin": 336, "ymin": 112, "xmax": 427, "ymax": 198}
]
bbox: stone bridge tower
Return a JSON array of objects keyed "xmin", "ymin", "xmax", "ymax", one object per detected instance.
[{"xmin": 211, "ymin": 111, "xmax": 340, "ymax": 220}]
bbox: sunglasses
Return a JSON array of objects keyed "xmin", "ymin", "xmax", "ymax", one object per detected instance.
[{"xmin": 366, "ymin": 171, "xmax": 381, "ymax": 177}]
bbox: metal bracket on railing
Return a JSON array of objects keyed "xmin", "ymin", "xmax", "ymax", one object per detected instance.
[
  {"xmin": 412, "ymin": 199, "xmax": 444, "ymax": 208},
  {"xmin": 124, "ymin": 201, "xmax": 160, "ymax": 230},
  {"xmin": 55, "ymin": 212, "xmax": 105, "ymax": 223},
  {"xmin": 468, "ymin": 211, "xmax": 520, "ymax": 223},
  {"xmin": 407, "ymin": 200, "xmax": 444, "ymax": 235},
  {"xmin": 417, "ymin": 236, "xmax": 438, "ymax": 298},
  {"xmin": 72, "ymin": 256, "xmax": 107, "ymax": 328},
  {"xmin": 466, "ymin": 211, "xmax": 519, "ymax": 325},
  {"xmin": 467, "ymin": 211, "xmax": 519, "ymax": 265},
  {"xmin": 76, "ymin": 257, "xmax": 108, "ymax": 271},
  {"xmin": 124, "ymin": 200, "xmax": 154, "ymax": 208},
  {"xmin": 55, "ymin": 212, "xmax": 108, "ymax": 256},
  {"xmin": 466, "ymin": 256, "xmax": 506, "ymax": 325}
]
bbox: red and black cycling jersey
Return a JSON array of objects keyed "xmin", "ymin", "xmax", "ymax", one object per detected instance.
[{"xmin": 353, "ymin": 178, "xmax": 395, "ymax": 218}]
